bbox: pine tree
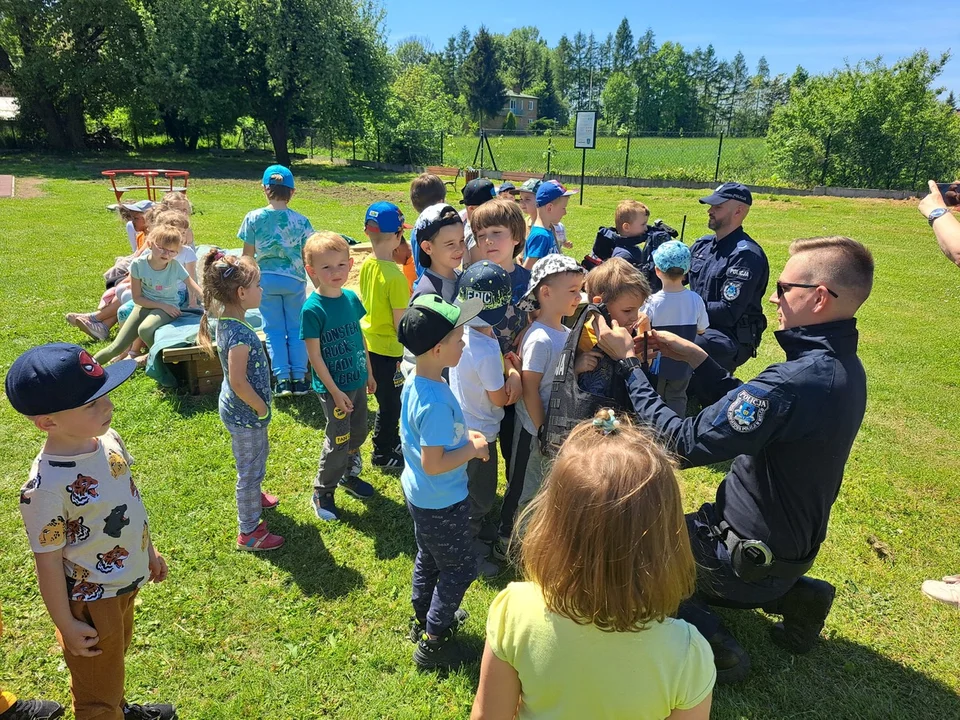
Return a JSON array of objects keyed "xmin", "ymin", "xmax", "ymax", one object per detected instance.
[
  {"xmin": 461, "ymin": 27, "xmax": 506, "ymax": 126},
  {"xmin": 612, "ymin": 18, "xmax": 635, "ymax": 73},
  {"xmin": 538, "ymin": 56, "xmax": 566, "ymax": 124}
]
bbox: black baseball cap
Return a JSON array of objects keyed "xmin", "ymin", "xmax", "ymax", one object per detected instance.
[
  {"xmin": 699, "ymin": 182, "xmax": 753, "ymax": 206},
  {"xmin": 461, "ymin": 178, "xmax": 497, "ymax": 206},
  {"xmin": 398, "ymin": 295, "xmax": 484, "ymax": 356},
  {"xmin": 5, "ymin": 343, "xmax": 136, "ymax": 416}
]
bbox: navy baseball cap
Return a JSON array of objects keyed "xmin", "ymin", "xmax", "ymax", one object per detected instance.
[
  {"xmin": 461, "ymin": 178, "xmax": 497, "ymax": 206},
  {"xmin": 398, "ymin": 295, "xmax": 484, "ymax": 356},
  {"xmin": 262, "ymin": 164, "xmax": 295, "ymax": 189},
  {"xmin": 456, "ymin": 260, "xmax": 512, "ymax": 325},
  {"xmin": 5, "ymin": 343, "xmax": 135, "ymax": 416},
  {"xmin": 497, "ymin": 181, "xmax": 517, "ymax": 195},
  {"xmin": 699, "ymin": 182, "xmax": 752, "ymax": 206},
  {"xmin": 365, "ymin": 201, "xmax": 411, "ymax": 233},
  {"xmin": 536, "ymin": 179, "xmax": 577, "ymax": 207}
]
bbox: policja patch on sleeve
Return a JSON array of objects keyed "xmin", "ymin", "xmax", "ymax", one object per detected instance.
[{"xmin": 727, "ymin": 389, "xmax": 769, "ymax": 433}]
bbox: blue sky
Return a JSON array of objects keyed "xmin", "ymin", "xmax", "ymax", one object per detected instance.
[{"xmin": 384, "ymin": 0, "xmax": 960, "ymax": 97}]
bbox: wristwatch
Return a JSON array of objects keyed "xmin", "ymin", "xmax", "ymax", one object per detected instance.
[
  {"xmin": 616, "ymin": 356, "xmax": 643, "ymax": 378},
  {"xmin": 928, "ymin": 207, "xmax": 949, "ymax": 225}
]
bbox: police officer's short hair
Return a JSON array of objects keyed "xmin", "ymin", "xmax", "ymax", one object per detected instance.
[{"xmin": 790, "ymin": 236, "xmax": 874, "ymax": 306}]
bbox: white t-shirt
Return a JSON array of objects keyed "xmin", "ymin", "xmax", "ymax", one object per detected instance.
[
  {"xmin": 517, "ymin": 321, "xmax": 569, "ymax": 435},
  {"xmin": 450, "ymin": 327, "xmax": 505, "ymax": 441},
  {"xmin": 643, "ymin": 288, "xmax": 709, "ymax": 335},
  {"xmin": 126, "ymin": 221, "xmax": 138, "ymax": 253},
  {"xmin": 175, "ymin": 244, "xmax": 198, "ymax": 295}
]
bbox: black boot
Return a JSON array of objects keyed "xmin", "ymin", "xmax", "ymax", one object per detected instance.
[
  {"xmin": 706, "ymin": 626, "xmax": 751, "ymax": 684},
  {"xmin": 763, "ymin": 577, "xmax": 835, "ymax": 654},
  {"xmin": 413, "ymin": 627, "xmax": 479, "ymax": 670}
]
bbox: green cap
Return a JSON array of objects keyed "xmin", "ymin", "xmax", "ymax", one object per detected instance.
[{"xmin": 398, "ymin": 295, "xmax": 484, "ymax": 356}]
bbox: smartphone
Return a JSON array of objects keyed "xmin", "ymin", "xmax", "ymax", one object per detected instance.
[{"xmin": 937, "ymin": 182, "xmax": 960, "ymax": 206}]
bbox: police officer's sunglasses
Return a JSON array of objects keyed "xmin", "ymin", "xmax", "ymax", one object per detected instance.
[{"xmin": 776, "ymin": 282, "xmax": 838, "ymax": 299}]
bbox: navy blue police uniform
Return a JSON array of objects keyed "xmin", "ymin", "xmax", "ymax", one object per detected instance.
[{"xmin": 619, "ymin": 317, "xmax": 867, "ymax": 675}]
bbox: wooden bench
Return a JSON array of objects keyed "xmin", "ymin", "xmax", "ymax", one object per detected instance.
[
  {"xmin": 426, "ymin": 166, "xmax": 463, "ymax": 191},
  {"xmin": 499, "ymin": 171, "xmax": 545, "ymax": 185}
]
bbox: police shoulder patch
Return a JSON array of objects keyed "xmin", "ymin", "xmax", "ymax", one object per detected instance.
[
  {"xmin": 722, "ymin": 280, "xmax": 742, "ymax": 301},
  {"xmin": 727, "ymin": 389, "xmax": 769, "ymax": 433},
  {"xmin": 727, "ymin": 266, "xmax": 752, "ymax": 280}
]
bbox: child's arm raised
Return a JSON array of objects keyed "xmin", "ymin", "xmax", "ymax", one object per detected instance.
[
  {"xmin": 304, "ymin": 337, "xmax": 353, "ymax": 414},
  {"xmin": 470, "ymin": 642, "xmax": 521, "ymax": 720},
  {"xmin": 227, "ymin": 344, "xmax": 270, "ymax": 419},
  {"xmin": 130, "ymin": 276, "xmax": 180, "ymax": 318},
  {"xmin": 421, "ymin": 431, "xmax": 488, "ymax": 475},
  {"xmin": 34, "ymin": 550, "xmax": 101, "ymax": 657}
]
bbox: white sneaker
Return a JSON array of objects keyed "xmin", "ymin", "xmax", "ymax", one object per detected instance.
[{"xmin": 921, "ymin": 577, "xmax": 960, "ymax": 608}]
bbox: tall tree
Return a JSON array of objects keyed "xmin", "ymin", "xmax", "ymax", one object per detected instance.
[
  {"xmin": 601, "ymin": 71, "xmax": 634, "ymax": 129},
  {"xmin": 461, "ymin": 26, "xmax": 506, "ymax": 126},
  {"xmin": 501, "ymin": 27, "xmax": 544, "ymax": 92},
  {"xmin": 633, "ymin": 28, "xmax": 657, "ymax": 131},
  {"xmin": 0, "ymin": 0, "xmax": 143, "ymax": 149},
  {"xmin": 553, "ymin": 35, "xmax": 574, "ymax": 106},
  {"xmin": 612, "ymin": 18, "xmax": 634, "ymax": 73},
  {"xmin": 394, "ymin": 36, "xmax": 433, "ymax": 71},
  {"xmin": 236, "ymin": 0, "xmax": 389, "ymax": 165}
]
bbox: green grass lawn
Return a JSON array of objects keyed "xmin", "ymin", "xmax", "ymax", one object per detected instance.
[{"xmin": 1, "ymin": 152, "xmax": 959, "ymax": 719}]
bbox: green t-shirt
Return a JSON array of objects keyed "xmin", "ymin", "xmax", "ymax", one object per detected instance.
[
  {"xmin": 487, "ymin": 582, "xmax": 716, "ymax": 719},
  {"xmin": 300, "ymin": 289, "xmax": 367, "ymax": 394},
  {"xmin": 130, "ymin": 254, "xmax": 189, "ymax": 305},
  {"xmin": 359, "ymin": 258, "xmax": 409, "ymax": 357}
]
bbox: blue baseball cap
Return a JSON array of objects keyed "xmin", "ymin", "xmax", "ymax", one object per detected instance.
[
  {"xmin": 5, "ymin": 343, "xmax": 135, "ymax": 416},
  {"xmin": 699, "ymin": 182, "xmax": 752, "ymax": 206},
  {"xmin": 456, "ymin": 260, "xmax": 512, "ymax": 325},
  {"xmin": 536, "ymin": 179, "xmax": 577, "ymax": 207},
  {"xmin": 652, "ymin": 240, "xmax": 692, "ymax": 274},
  {"xmin": 262, "ymin": 164, "xmax": 295, "ymax": 189},
  {"xmin": 365, "ymin": 201, "xmax": 411, "ymax": 233}
]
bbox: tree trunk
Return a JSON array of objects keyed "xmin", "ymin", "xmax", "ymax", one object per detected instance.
[{"xmin": 266, "ymin": 118, "xmax": 290, "ymax": 166}]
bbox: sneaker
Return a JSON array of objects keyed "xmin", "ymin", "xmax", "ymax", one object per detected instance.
[
  {"xmin": 345, "ymin": 450, "xmax": 363, "ymax": 480},
  {"xmin": 1, "ymin": 699, "xmax": 65, "ymax": 720},
  {"xmin": 372, "ymin": 451, "xmax": 404, "ymax": 472},
  {"xmin": 338, "ymin": 475, "xmax": 374, "ymax": 500},
  {"xmin": 122, "ymin": 703, "xmax": 178, "ymax": 720},
  {"xmin": 312, "ymin": 490, "xmax": 339, "ymax": 521},
  {"xmin": 922, "ymin": 576, "xmax": 960, "ymax": 608},
  {"xmin": 473, "ymin": 539, "xmax": 491, "ymax": 558},
  {"xmin": 413, "ymin": 628, "xmax": 479, "ymax": 670},
  {"xmin": 292, "ymin": 379, "xmax": 310, "ymax": 396},
  {"xmin": 260, "ymin": 491, "xmax": 280, "ymax": 509},
  {"xmin": 477, "ymin": 556, "xmax": 500, "ymax": 579},
  {"xmin": 275, "ymin": 379, "xmax": 293, "ymax": 398},
  {"xmin": 66, "ymin": 313, "xmax": 109, "ymax": 341},
  {"xmin": 408, "ymin": 608, "xmax": 469, "ymax": 643},
  {"xmin": 491, "ymin": 537, "xmax": 510, "ymax": 563},
  {"xmin": 236, "ymin": 521, "xmax": 285, "ymax": 552}
]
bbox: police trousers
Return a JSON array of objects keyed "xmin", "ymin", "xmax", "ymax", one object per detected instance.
[{"xmin": 678, "ymin": 503, "xmax": 801, "ymax": 639}]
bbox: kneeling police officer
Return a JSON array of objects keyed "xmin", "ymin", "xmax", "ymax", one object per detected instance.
[{"xmin": 596, "ymin": 235, "xmax": 874, "ymax": 683}]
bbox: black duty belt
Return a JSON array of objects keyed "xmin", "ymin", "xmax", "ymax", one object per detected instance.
[{"xmin": 713, "ymin": 521, "xmax": 817, "ymax": 582}]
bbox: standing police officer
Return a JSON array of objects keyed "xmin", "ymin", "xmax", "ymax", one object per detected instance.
[
  {"xmin": 596, "ymin": 235, "xmax": 874, "ymax": 683},
  {"xmin": 689, "ymin": 182, "xmax": 769, "ymax": 373}
]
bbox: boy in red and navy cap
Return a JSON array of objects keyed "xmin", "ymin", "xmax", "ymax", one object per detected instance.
[{"xmin": 5, "ymin": 345, "xmax": 175, "ymax": 720}]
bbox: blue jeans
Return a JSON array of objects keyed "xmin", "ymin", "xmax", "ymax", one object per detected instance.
[{"xmin": 259, "ymin": 273, "xmax": 307, "ymax": 380}]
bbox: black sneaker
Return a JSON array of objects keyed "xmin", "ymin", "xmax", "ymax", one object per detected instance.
[
  {"xmin": 491, "ymin": 537, "xmax": 511, "ymax": 563},
  {"xmin": 338, "ymin": 475, "xmax": 374, "ymax": 500},
  {"xmin": 312, "ymin": 490, "xmax": 339, "ymax": 521},
  {"xmin": 372, "ymin": 451, "xmax": 404, "ymax": 472},
  {"xmin": 413, "ymin": 628, "xmax": 479, "ymax": 670},
  {"xmin": 275, "ymin": 379, "xmax": 293, "ymax": 398},
  {"xmin": 291, "ymin": 379, "xmax": 310, "ymax": 396},
  {"xmin": 122, "ymin": 703, "xmax": 177, "ymax": 720},
  {"xmin": 408, "ymin": 608, "xmax": 469, "ymax": 643},
  {"xmin": 765, "ymin": 577, "xmax": 836, "ymax": 654},
  {"xmin": 1, "ymin": 699, "xmax": 65, "ymax": 720}
]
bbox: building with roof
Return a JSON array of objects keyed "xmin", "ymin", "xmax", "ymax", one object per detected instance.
[{"xmin": 488, "ymin": 91, "xmax": 538, "ymax": 131}]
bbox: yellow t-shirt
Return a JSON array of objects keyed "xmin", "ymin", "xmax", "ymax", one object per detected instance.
[
  {"xmin": 487, "ymin": 582, "xmax": 715, "ymax": 719},
  {"xmin": 359, "ymin": 257, "xmax": 410, "ymax": 357},
  {"xmin": 577, "ymin": 325, "xmax": 598, "ymax": 354}
]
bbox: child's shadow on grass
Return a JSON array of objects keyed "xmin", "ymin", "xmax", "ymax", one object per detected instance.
[
  {"xmin": 274, "ymin": 393, "xmax": 328, "ymax": 430},
  {"xmin": 252, "ymin": 511, "xmax": 365, "ymax": 598},
  {"xmin": 711, "ymin": 608, "xmax": 960, "ymax": 717},
  {"xmin": 155, "ymin": 386, "xmax": 218, "ymax": 418},
  {"xmin": 339, "ymin": 490, "xmax": 416, "ymax": 560}
]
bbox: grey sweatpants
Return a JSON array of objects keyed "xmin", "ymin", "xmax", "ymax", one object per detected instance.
[
  {"xmin": 314, "ymin": 387, "xmax": 369, "ymax": 492},
  {"xmin": 656, "ymin": 375, "xmax": 691, "ymax": 417},
  {"xmin": 228, "ymin": 424, "xmax": 269, "ymax": 535},
  {"xmin": 466, "ymin": 438, "xmax": 500, "ymax": 539}
]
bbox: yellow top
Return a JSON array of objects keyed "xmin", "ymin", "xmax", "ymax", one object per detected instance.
[{"xmin": 359, "ymin": 257, "xmax": 410, "ymax": 357}]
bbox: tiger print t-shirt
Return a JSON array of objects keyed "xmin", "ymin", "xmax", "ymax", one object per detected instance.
[{"xmin": 19, "ymin": 429, "xmax": 150, "ymax": 602}]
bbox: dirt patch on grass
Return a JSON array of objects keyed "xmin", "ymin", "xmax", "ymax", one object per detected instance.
[
  {"xmin": 304, "ymin": 184, "xmax": 409, "ymax": 207},
  {"xmin": 13, "ymin": 177, "xmax": 44, "ymax": 199}
]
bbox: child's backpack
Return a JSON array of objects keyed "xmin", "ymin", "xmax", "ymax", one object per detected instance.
[{"xmin": 540, "ymin": 303, "xmax": 634, "ymax": 456}]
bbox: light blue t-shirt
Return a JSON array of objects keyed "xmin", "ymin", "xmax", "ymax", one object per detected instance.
[
  {"xmin": 237, "ymin": 206, "xmax": 314, "ymax": 281},
  {"xmin": 524, "ymin": 226, "xmax": 559, "ymax": 261},
  {"xmin": 400, "ymin": 375, "xmax": 470, "ymax": 509}
]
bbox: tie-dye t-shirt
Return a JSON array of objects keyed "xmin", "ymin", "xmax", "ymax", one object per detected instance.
[
  {"xmin": 19, "ymin": 430, "xmax": 151, "ymax": 602},
  {"xmin": 237, "ymin": 206, "xmax": 314, "ymax": 281},
  {"xmin": 216, "ymin": 317, "xmax": 273, "ymax": 428}
]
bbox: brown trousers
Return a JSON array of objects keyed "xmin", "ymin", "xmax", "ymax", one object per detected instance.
[{"xmin": 57, "ymin": 591, "xmax": 138, "ymax": 720}]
